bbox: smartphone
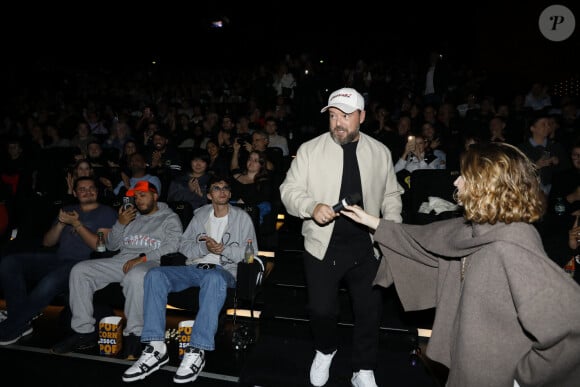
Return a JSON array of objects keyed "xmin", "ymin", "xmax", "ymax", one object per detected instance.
[{"xmin": 122, "ymin": 196, "xmax": 135, "ymax": 210}]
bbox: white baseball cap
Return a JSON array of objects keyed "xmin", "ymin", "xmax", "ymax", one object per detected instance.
[{"xmin": 320, "ymin": 87, "xmax": 365, "ymax": 113}]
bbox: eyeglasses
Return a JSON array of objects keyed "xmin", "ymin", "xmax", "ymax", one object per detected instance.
[
  {"xmin": 211, "ymin": 185, "xmax": 231, "ymax": 192},
  {"xmin": 76, "ymin": 187, "xmax": 97, "ymax": 193}
]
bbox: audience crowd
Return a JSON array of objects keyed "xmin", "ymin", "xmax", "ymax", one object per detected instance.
[
  {"xmin": 1, "ymin": 51, "xmax": 579, "ymax": 278},
  {"xmin": 0, "ymin": 47, "xmax": 578, "ymax": 386}
]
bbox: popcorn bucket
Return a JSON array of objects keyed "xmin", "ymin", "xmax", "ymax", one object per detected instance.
[
  {"xmin": 177, "ymin": 320, "xmax": 195, "ymax": 359},
  {"xmin": 98, "ymin": 316, "xmax": 124, "ymax": 356}
]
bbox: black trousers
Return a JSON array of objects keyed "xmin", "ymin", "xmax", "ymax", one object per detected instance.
[{"xmin": 303, "ymin": 249, "xmax": 382, "ymax": 371}]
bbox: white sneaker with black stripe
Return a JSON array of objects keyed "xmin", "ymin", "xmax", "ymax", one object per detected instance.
[
  {"xmin": 122, "ymin": 344, "xmax": 169, "ymax": 382},
  {"xmin": 173, "ymin": 347, "xmax": 205, "ymax": 384}
]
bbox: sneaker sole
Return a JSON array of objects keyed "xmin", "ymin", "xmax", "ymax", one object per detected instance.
[
  {"xmin": 122, "ymin": 356, "xmax": 169, "ymax": 382},
  {"xmin": 173, "ymin": 360, "xmax": 205, "ymax": 384},
  {"xmin": 0, "ymin": 326, "xmax": 34, "ymax": 346}
]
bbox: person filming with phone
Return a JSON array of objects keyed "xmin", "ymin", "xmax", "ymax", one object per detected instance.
[
  {"xmin": 52, "ymin": 181, "xmax": 182, "ymax": 359},
  {"xmin": 394, "ymin": 134, "xmax": 445, "ymax": 174}
]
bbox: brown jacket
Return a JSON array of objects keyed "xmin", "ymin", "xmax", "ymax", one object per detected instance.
[{"xmin": 373, "ymin": 217, "xmax": 580, "ymax": 387}]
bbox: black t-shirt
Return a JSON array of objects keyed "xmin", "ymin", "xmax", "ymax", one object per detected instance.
[{"xmin": 328, "ymin": 140, "xmax": 374, "ymax": 260}]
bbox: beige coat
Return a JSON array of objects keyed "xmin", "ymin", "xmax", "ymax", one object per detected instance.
[
  {"xmin": 373, "ymin": 218, "xmax": 580, "ymax": 387},
  {"xmin": 280, "ymin": 132, "xmax": 403, "ymax": 259}
]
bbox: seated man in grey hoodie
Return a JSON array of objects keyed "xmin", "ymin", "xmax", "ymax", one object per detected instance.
[
  {"xmin": 122, "ymin": 174, "xmax": 257, "ymax": 384},
  {"xmin": 51, "ymin": 180, "xmax": 182, "ymax": 359}
]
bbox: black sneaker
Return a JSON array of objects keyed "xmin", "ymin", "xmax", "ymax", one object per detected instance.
[
  {"xmin": 122, "ymin": 344, "xmax": 169, "ymax": 382},
  {"xmin": 121, "ymin": 333, "xmax": 142, "ymax": 360},
  {"xmin": 51, "ymin": 332, "xmax": 98, "ymax": 354},
  {"xmin": 0, "ymin": 323, "xmax": 33, "ymax": 346}
]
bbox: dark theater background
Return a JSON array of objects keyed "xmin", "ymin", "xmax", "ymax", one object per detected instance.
[
  {"xmin": 0, "ymin": 2, "xmax": 579, "ymax": 386},
  {"xmin": 2, "ymin": 1, "xmax": 578, "ymax": 95}
]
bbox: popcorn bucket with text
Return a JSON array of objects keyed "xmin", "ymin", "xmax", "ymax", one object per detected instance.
[
  {"xmin": 98, "ymin": 316, "xmax": 124, "ymax": 356},
  {"xmin": 177, "ymin": 320, "xmax": 195, "ymax": 359}
]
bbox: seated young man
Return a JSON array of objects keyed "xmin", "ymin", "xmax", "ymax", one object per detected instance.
[
  {"xmin": 122, "ymin": 174, "xmax": 258, "ymax": 383},
  {"xmin": 51, "ymin": 181, "xmax": 182, "ymax": 358},
  {"xmin": 0, "ymin": 176, "xmax": 117, "ymax": 345}
]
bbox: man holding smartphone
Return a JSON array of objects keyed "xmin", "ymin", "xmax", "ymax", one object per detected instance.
[{"xmin": 52, "ymin": 181, "xmax": 182, "ymax": 359}]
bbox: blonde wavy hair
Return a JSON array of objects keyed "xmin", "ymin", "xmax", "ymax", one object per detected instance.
[{"xmin": 458, "ymin": 142, "xmax": 544, "ymax": 224}]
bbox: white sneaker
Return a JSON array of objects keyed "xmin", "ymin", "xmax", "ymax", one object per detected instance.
[
  {"xmin": 309, "ymin": 349, "xmax": 337, "ymax": 386},
  {"xmin": 173, "ymin": 347, "xmax": 205, "ymax": 384},
  {"xmin": 351, "ymin": 369, "xmax": 378, "ymax": 387},
  {"xmin": 122, "ymin": 344, "xmax": 169, "ymax": 382}
]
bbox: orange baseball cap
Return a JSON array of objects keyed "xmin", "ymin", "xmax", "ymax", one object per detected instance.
[{"xmin": 126, "ymin": 181, "xmax": 158, "ymax": 197}]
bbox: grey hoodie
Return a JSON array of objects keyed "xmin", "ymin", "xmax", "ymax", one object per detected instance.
[
  {"xmin": 107, "ymin": 202, "xmax": 182, "ymax": 263},
  {"xmin": 179, "ymin": 204, "xmax": 258, "ymax": 278}
]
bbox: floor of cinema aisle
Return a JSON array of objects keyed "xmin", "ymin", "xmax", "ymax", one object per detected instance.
[
  {"xmin": 0, "ymin": 301, "xmax": 249, "ymax": 386},
  {"xmin": 238, "ymin": 214, "xmax": 448, "ymax": 387}
]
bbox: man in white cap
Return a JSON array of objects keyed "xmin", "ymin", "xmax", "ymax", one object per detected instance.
[{"xmin": 280, "ymin": 87, "xmax": 403, "ymax": 386}]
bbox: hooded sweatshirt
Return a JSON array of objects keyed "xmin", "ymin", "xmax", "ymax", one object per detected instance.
[{"xmin": 107, "ymin": 202, "xmax": 182, "ymax": 262}]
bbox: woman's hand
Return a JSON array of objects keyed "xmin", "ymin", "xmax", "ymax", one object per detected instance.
[
  {"xmin": 340, "ymin": 204, "xmax": 380, "ymax": 230},
  {"xmin": 189, "ymin": 177, "xmax": 202, "ymax": 195},
  {"xmin": 232, "ymin": 141, "xmax": 241, "ymax": 152},
  {"xmin": 66, "ymin": 173, "xmax": 74, "ymax": 194}
]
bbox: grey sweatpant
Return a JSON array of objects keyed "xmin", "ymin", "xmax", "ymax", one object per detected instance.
[{"xmin": 68, "ymin": 256, "xmax": 159, "ymax": 335}]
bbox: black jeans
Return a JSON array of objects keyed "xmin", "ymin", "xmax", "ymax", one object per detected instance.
[
  {"xmin": 303, "ymin": 249, "xmax": 382, "ymax": 371},
  {"xmin": 0, "ymin": 252, "xmax": 77, "ymax": 335}
]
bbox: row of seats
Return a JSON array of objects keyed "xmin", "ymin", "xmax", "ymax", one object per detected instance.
[
  {"xmin": 0, "ymin": 193, "xmax": 273, "ymax": 334},
  {"xmin": 92, "ymin": 199, "xmax": 273, "ymax": 330}
]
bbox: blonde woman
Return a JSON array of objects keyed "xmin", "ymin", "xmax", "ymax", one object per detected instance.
[{"xmin": 342, "ymin": 142, "xmax": 580, "ymax": 387}]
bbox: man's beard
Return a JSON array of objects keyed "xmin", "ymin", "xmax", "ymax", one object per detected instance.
[
  {"xmin": 138, "ymin": 203, "xmax": 155, "ymax": 215},
  {"xmin": 330, "ymin": 127, "xmax": 359, "ymax": 145}
]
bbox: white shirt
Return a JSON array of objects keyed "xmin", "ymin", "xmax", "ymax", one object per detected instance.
[{"xmin": 200, "ymin": 211, "xmax": 228, "ymax": 265}]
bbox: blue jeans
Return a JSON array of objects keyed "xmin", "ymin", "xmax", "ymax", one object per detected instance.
[
  {"xmin": 0, "ymin": 252, "xmax": 78, "ymax": 335},
  {"xmin": 140, "ymin": 265, "xmax": 236, "ymax": 351}
]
